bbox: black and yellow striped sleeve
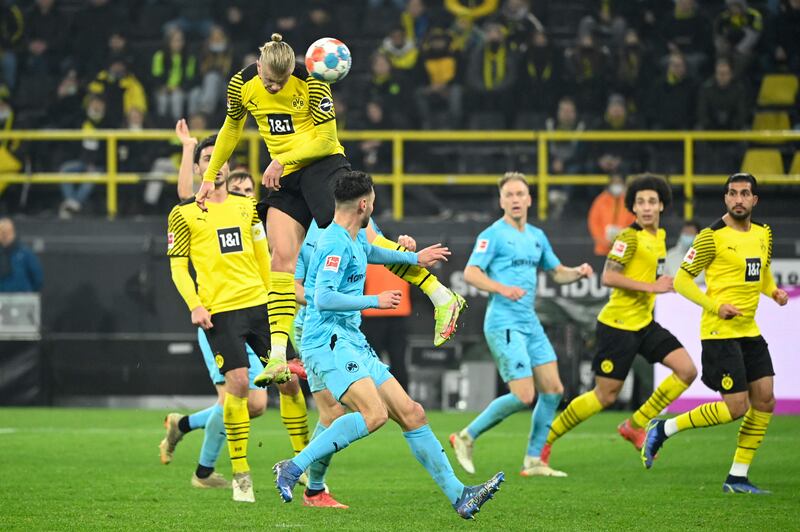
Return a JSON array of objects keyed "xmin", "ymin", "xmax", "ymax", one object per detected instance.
[
  {"xmin": 607, "ymin": 227, "xmax": 638, "ymax": 266},
  {"xmin": 226, "ymin": 70, "xmax": 247, "ymax": 121},
  {"xmin": 765, "ymin": 224, "xmax": 773, "ymax": 268},
  {"xmin": 306, "ymin": 77, "xmax": 336, "ymax": 125},
  {"xmin": 167, "ymin": 206, "xmax": 191, "ymax": 257},
  {"xmin": 681, "ymin": 227, "xmax": 715, "ymax": 277}
]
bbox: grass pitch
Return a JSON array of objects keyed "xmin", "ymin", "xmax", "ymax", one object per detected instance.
[{"xmin": 1, "ymin": 408, "xmax": 798, "ymax": 530}]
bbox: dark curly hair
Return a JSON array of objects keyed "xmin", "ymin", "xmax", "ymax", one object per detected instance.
[
  {"xmin": 193, "ymin": 134, "xmax": 217, "ymax": 165},
  {"xmin": 334, "ymin": 170, "xmax": 373, "ymax": 203},
  {"xmin": 625, "ymin": 174, "xmax": 672, "ymax": 213}
]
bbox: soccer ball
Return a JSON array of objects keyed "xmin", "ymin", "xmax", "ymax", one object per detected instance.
[{"xmin": 305, "ymin": 37, "xmax": 352, "ymax": 83}]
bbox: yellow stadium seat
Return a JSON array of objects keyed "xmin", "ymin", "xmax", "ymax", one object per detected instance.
[
  {"xmin": 741, "ymin": 149, "xmax": 784, "ymax": 175},
  {"xmin": 752, "ymin": 111, "xmax": 791, "ymax": 131},
  {"xmin": 757, "ymin": 74, "xmax": 799, "ymax": 106},
  {"xmin": 789, "ymin": 152, "xmax": 800, "ymax": 175}
]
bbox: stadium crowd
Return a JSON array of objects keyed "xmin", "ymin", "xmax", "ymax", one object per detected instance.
[{"xmin": 0, "ymin": 0, "xmax": 797, "ymax": 217}]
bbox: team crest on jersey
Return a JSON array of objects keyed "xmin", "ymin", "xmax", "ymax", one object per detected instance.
[
  {"xmin": 167, "ymin": 232, "xmax": 175, "ymax": 250},
  {"xmin": 721, "ymin": 374, "xmax": 733, "ymax": 391},
  {"xmin": 610, "ymin": 240, "xmax": 627, "ymax": 258},
  {"xmin": 239, "ymin": 205, "xmax": 249, "ymax": 219},
  {"xmin": 345, "ymin": 361, "xmax": 359, "ymax": 373},
  {"xmin": 475, "ymin": 239, "xmax": 489, "ymax": 253},
  {"xmin": 319, "ymin": 97, "xmax": 333, "ymax": 113},
  {"xmin": 291, "ymin": 95, "xmax": 305, "ymax": 110},
  {"xmin": 600, "ymin": 359, "xmax": 614, "ymax": 374},
  {"xmin": 683, "ymin": 247, "xmax": 697, "ymax": 264},
  {"xmin": 324, "ymin": 255, "xmax": 341, "ymax": 272}
]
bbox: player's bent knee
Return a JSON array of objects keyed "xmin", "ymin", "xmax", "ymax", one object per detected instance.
[
  {"xmin": 678, "ymin": 366, "xmax": 698, "ymax": 385},
  {"xmin": 752, "ymin": 393, "xmax": 775, "ymax": 413},
  {"xmin": 278, "ymin": 378, "xmax": 300, "ymax": 395},
  {"xmin": 363, "ymin": 406, "xmax": 389, "ymax": 433},
  {"xmin": 320, "ymin": 405, "xmax": 346, "ymax": 427},
  {"xmin": 726, "ymin": 397, "xmax": 750, "ymax": 419},
  {"xmin": 401, "ymin": 401, "xmax": 428, "ymax": 429},
  {"xmin": 594, "ymin": 388, "xmax": 619, "ymax": 408},
  {"xmin": 225, "ymin": 368, "xmax": 250, "ymax": 397}
]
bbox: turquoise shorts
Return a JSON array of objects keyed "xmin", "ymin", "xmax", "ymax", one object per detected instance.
[
  {"xmin": 485, "ymin": 325, "xmax": 557, "ymax": 383},
  {"xmin": 197, "ymin": 328, "xmax": 264, "ymax": 390},
  {"xmin": 303, "ymin": 334, "xmax": 392, "ymax": 402}
]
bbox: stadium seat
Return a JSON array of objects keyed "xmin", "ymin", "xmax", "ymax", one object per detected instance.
[
  {"xmin": 752, "ymin": 111, "xmax": 791, "ymax": 131},
  {"xmin": 789, "ymin": 152, "xmax": 800, "ymax": 175},
  {"xmin": 740, "ymin": 149, "xmax": 784, "ymax": 176},
  {"xmin": 756, "ymin": 74, "xmax": 799, "ymax": 106}
]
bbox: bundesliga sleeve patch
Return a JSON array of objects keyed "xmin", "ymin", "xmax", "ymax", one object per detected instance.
[
  {"xmin": 324, "ymin": 255, "xmax": 341, "ymax": 272},
  {"xmin": 610, "ymin": 240, "xmax": 627, "ymax": 258},
  {"xmin": 251, "ymin": 223, "xmax": 266, "ymax": 241},
  {"xmin": 683, "ymin": 247, "xmax": 697, "ymax": 264},
  {"xmin": 167, "ymin": 232, "xmax": 175, "ymax": 250},
  {"xmin": 319, "ymin": 97, "xmax": 333, "ymax": 113},
  {"xmin": 475, "ymin": 239, "xmax": 489, "ymax": 253}
]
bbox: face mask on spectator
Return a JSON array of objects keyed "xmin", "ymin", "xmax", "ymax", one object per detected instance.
[
  {"xmin": 679, "ymin": 234, "xmax": 695, "ymax": 248},
  {"xmin": 0, "ymin": 108, "xmax": 10, "ymax": 121},
  {"xmin": 209, "ymin": 42, "xmax": 227, "ymax": 53},
  {"xmin": 609, "ymin": 183, "xmax": 624, "ymax": 197},
  {"xmin": 88, "ymin": 109, "xmax": 104, "ymax": 122}
]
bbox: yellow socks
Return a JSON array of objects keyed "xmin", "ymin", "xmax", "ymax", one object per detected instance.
[
  {"xmin": 371, "ymin": 235, "xmax": 450, "ymax": 305},
  {"xmin": 280, "ymin": 389, "xmax": 310, "ymax": 455},
  {"xmin": 223, "ymin": 392, "xmax": 250, "ymax": 474},
  {"xmin": 631, "ymin": 373, "xmax": 690, "ymax": 429},
  {"xmin": 268, "ymin": 271, "xmax": 297, "ymax": 363},
  {"xmin": 730, "ymin": 407, "xmax": 772, "ymax": 477},
  {"xmin": 674, "ymin": 401, "xmax": 733, "ymax": 432},
  {"xmin": 546, "ymin": 390, "xmax": 604, "ymax": 445}
]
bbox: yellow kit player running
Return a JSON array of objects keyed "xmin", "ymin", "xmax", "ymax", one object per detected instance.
[
  {"xmin": 643, "ymin": 173, "xmax": 788, "ymax": 494},
  {"xmin": 543, "ymin": 175, "xmax": 697, "ymax": 471},
  {"xmin": 167, "ymin": 171, "xmax": 271, "ymax": 503},
  {"xmin": 195, "ymin": 34, "xmax": 465, "ymax": 386}
]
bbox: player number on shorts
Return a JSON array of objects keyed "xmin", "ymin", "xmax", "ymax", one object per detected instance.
[{"xmin": 217, "ymin": 227, "xmax": 244, "ymax": 254}]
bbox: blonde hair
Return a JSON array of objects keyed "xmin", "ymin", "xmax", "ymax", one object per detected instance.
[
  {"xmin": 259, "ymin": 33, "xmax": 295, "ymax": 75},
  {"xmin": 498, "ymin": 171, "xmax": 528, "ymax": 191}
]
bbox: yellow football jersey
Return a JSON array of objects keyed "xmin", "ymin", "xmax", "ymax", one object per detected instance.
[
  {"xmin": 167, "ymin": 193, "xmax": 268, "ymax": 314},
  {"xmin": 226, "ymin": 63, "xmax": 345, "ymax": 176},
  {"xmin": 598, "ymin": 223, "xmax": 667, "ymax": 331},
  {"xmin": 680, "ymin": 219, "xmax": 773, "ymax": 339}
]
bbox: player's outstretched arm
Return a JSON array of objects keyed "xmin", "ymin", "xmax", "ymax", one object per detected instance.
[
  {"xmin": 464, "ymin": 265, "xmax": 526, "ymax": 301},
  {"xmin": 674, "ymin": 268, "xmax": 720, "ymax": 314},
  {"xmin": 175, "ymin": 119, "xmax": 198, "ymax": 200},
  {"xmin": 551, "ymin": 263, "xmax": 594, "ymax": 284},
  {"xmin": 602, "ymin": 259, "xmax": 673, "ymax": 293}
]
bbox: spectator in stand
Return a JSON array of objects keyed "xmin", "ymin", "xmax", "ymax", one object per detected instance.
[
  {"xmin": 613, "ymin": 29, "xmax": 649, "ymax": 112},
  {"xmin": 151, "ymin": 27, "xmax": 197, "ymax": 125},
  {"xmin": 0, "ymin": 217, "xmax": 43, "ymax": 293},
  {"xmin": 364, "ymin": 52, "xmax": 412, "ymax": 128},
  {"xmin": 465, "ymin": 20, "xmax": 518, "ymax": 126},
  {"xmin": 401, "ymin": 0, "xmax": 432, "ymax": 44},
  {"xmin": 444, "ymin": 0, "xmax": 499, "ymax": 23},
  {"xmin": 69, "ymin": 0, "xmax": 124, "ymax": 77},
  {"xmin": 46, "ymin": 68, "xmax": 83, "ymax": 129},
  {"xmin": 665, "ymin": 219, "xmax": 703, "ymax": 282},
  {"xmin": 563, "ymin": 32, "xmax": 611, "ymax": 116},
  {"xmin": 357, "ymin": 100, "xmax": 393, "ymax": 178},
  {"xmin": 577, "ymin": 0, "xmax": 628, "ymax": 49},
  {"xmin": 696, "ymin": 57, "xmax": 748, "ymax": 130},
  {"xmin": 0, "ymin": 1, "xmax": 22, "ymax": 90},
  {"xmin": 646, "ymin": 52, "xmax": 696, "ymax": 130},
  {"xmin": 773, "ymin": 0, "xmax": 800, "ymax": 73},
  {"xmin": 587, "ymin": 173, "xmax": 635, "ymax": 256},
  {"xmin": 299, "ymin": 1, "xmax": 340, "ymax": 48},
  {"xmin": 546, "ymin": 97, "xmax": 586, "ymax": 218},
  {"xmin": 22, "ymin": 0, "xmax": 66, "ymax": 78},
  {"xmin": 58, "ymin": 94, "xmax": 107, "ymax": 219},
  {"xmin": 188, "ymin": 25, "xmax": 234, "ymax": 119},
  {"xmin": 415, "ymin": 26, "xmax": 463, "ymax": 129},
  {"xmin": 214, "ymin": 2, "xmax": 260, "ymax": 60},
  {"xmin": 591, "ymin": 94, "xmax": 642, "ymax": 175},
  {"xmin": 517, "ymin": 29, "xmax": 561, "ymax": 119},
  {"xmin": 380, "ymin": 26, "xmax": 419, "ymax": 72},
  {"xmin": 87, "ymin": 55, "xmax": 148, "ymax": 129},
  {"xmin": 162, "ymin": 0, "xmax": 214, "ymax": 40},
  {"xmin": 501, "ymin": 0, "xmax": 543, "ymax": 51},
  {"xmin": 450, "ymin": 15, "xmax": 483, "ymax": 54},
  {"xmin": 0, "ymin": 85, "xmax": 21, "ymax": 174},
  {"xmin": 714, "ymin": 0, "xmax": 763, "ymax": 75},
  {"xmin": 659, "ymin": 0, "xmax": 712, "ymax": 76}
]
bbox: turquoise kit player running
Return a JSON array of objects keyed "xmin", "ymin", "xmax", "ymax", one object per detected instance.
[
  {"xmin": 273, "ymin": 171, "xmax": 504, "ymax": 519},
  {"xmin": 450, "ymin": 172, "xmax": 593, "ymax": 477}
]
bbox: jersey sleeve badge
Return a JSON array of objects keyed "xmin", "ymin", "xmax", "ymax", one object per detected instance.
[
  {"xmin": 611, "ymin": 240, "xmax": 627, "ymax": 258},
  {"xmin": 683, "ymin": 247, "xmax": 697, "ymax": 264},
  {"xmin": 475, "ymin": 239, "xmax": 489, "ymax": 253},
  {"xmin": 324, "ymin": 255, "xmax": 341, "ymax": 272}
]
